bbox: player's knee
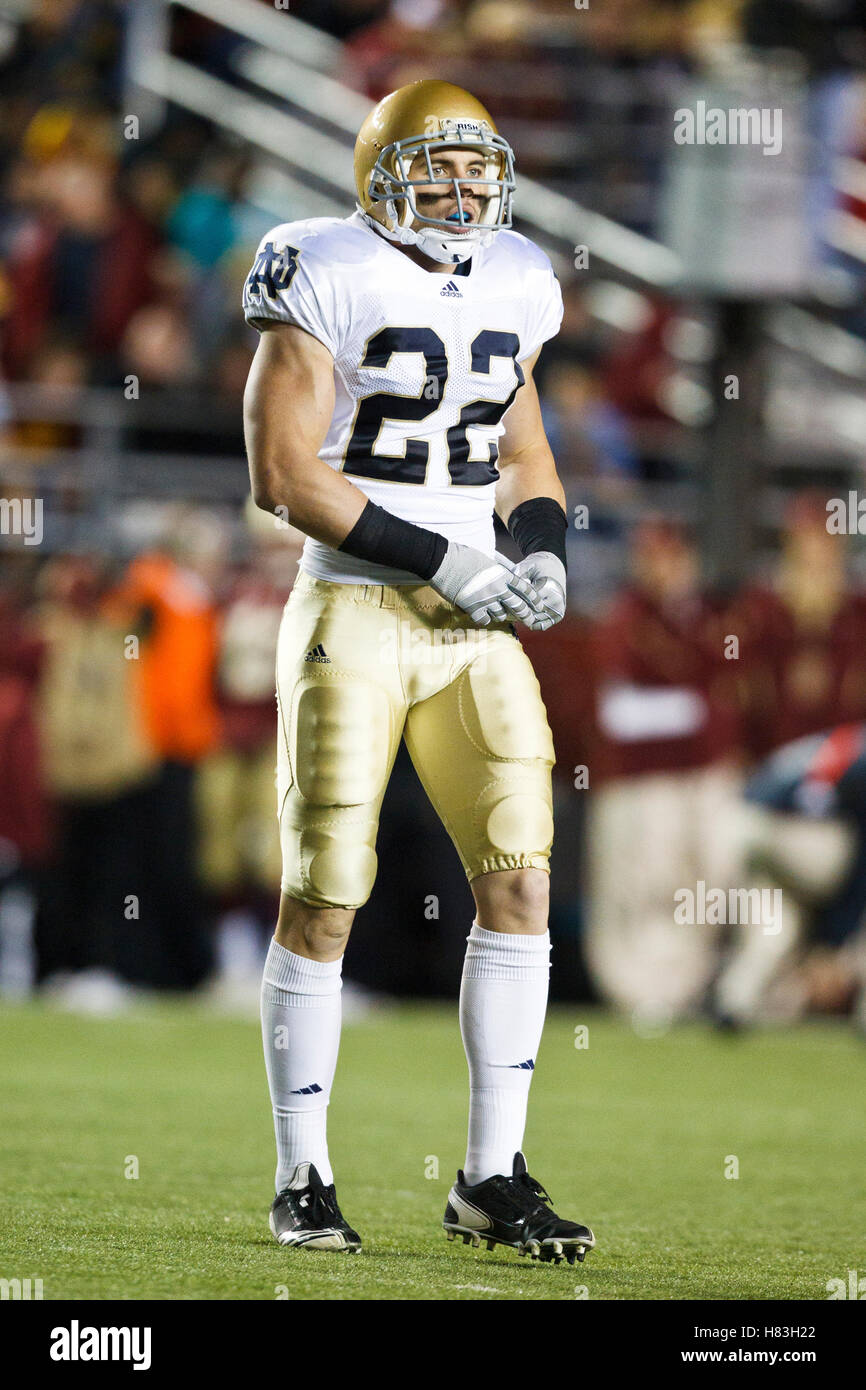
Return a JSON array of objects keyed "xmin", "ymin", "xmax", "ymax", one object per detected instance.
[
  {"xmin": 474, "ymin": 865, "xmax": 549, "ymax": 934},
  {"xmin": 276, "ymin": 895, "xmax": 355, "ymax": 956}
]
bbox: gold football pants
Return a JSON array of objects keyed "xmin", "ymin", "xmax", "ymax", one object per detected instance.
[{"xmin": 275, "ymin": 573, "xmax": 556, "ymax": 908}]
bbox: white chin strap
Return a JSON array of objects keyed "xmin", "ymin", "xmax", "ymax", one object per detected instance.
[{"xmin": 359, "ymin": 208, "xmax": 492, "ymax": 265}]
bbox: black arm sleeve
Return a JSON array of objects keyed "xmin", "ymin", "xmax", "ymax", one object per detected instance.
[
  {"xmin": 507, "ymin": 497, "xmax": 568, "ymax": 569},
  {"xmin": 338, "ymin": 500, "xmax": 448, "ymax": 580}
]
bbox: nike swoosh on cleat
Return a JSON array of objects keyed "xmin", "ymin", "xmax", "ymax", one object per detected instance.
[{"xmin": 447, "ymin": 1192, "xmax": 494, "ymax": 1230}]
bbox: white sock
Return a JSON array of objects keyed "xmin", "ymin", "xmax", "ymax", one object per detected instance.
[
  {"xmin": 260, "ymin": 938, "xmax": 342, "ymax": 1190},
  {"xmin": 459, "ymin": 922, "xmax": 551, "ymax": 1185}
]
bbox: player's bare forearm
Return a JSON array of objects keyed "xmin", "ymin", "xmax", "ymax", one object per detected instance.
[
  {"xmin": 243, "ymin": 322, "xmax": 367, "ymax": 546},
  {"xmin": 495, "ymin": 438, "xmax": 565, "ymax": 523},
  {"xmin": 494, "ymin": 354, "xmax": 565, "ymax": 526}
]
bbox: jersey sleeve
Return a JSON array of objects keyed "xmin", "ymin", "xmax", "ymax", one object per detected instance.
[
  {"xmin": 521, "ymin": 256, "xmax": 563, "ymax": 361},
  {"xmin": 242, "ymin": 229, "xmax": 341, "ymax": 357}
]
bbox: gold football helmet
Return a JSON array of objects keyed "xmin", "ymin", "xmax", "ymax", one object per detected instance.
[{"xmin": 353, "ymin": 79, "xmax": 515, "ymax": 264}]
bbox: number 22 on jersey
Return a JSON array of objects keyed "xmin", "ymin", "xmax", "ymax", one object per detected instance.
[{"xmin": 342, "ymin": 327, "xmax": 524, "ymax": 488}]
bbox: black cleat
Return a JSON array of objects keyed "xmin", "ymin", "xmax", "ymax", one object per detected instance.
[
  {"xmin": 443, "ymin": 1151, "xmax": 595, "ymax": 1265},
  {"xmin": 269, "ymin": 1161, "xmax": 361, "ymax": 1252}
]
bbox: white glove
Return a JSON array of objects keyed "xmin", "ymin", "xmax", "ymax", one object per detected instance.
[
  {"xmin": 429, "ymin": 541, "xmax": 541, "ymax": 627},
  {"xmin": 507, "ymin": 551, "xmax": 566, "ymax": 631}
]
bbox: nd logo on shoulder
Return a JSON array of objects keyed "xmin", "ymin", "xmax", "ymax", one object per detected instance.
[{"xmin": 246, "ymin": 241, "xmax": 301, "ymax": 305}]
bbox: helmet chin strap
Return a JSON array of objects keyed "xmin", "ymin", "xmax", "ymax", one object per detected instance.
[{"xmin": 358, "ymin": 207, "xmax": 491, "ymax": 264}]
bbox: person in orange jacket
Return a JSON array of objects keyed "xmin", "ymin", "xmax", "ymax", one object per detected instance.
[{"xmin": 109, "ymin": 524, "xmax": 223, "ymax": 989}]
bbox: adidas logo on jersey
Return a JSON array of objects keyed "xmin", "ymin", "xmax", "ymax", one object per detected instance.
[
  {"xmin": 304, "ymin": 644, "xmax": 331, "ymax": 664},
  {"xmin": 440, "ymin": 280, "xmax": 462, "ymax": 298}
]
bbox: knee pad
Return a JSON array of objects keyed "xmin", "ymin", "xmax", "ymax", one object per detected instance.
[
  {"xmin": 280, "ymin": 802, "xmax": 380, "ymax": 909},
  {"xmin": 477, "ymin": 774, "xmax": 554, "ymax": 859},
  {"xmin": 298, "ymin": 821, "xmax": 379, "ymax": 908}
]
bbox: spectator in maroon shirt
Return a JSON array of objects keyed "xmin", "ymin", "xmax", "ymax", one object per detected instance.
[
  {"xmin": 731, "ymin": 493, "xmax": 866, "ymax": 763},
  {"xmin": 583, "ymin": 518, "xmax": 744, "ymax": 1024},
  {"xmin": 3, "ymin": 144, "xmax": 159, "ymax": 382}
]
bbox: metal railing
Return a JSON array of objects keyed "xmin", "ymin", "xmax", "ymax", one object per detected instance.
[
  {"xmin": 126, "ymin": 0, "xmax": 684, "ymax": 287},
  {"xmin": 4, "ymin": 0, "xmax": 865, "ymax": 577}
]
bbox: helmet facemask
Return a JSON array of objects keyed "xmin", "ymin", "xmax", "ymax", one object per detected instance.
[{"xmin": 362, "ymin": 122, "xmax": 515, "ymax": 265}]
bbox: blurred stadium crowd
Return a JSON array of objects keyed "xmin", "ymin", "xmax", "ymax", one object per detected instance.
[{"xmin": 2, "ymin": 0, "xmax": 866, "ymax": 1027}]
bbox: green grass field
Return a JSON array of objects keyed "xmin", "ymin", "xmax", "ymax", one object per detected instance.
[{"xmin": 0, "ymin": 999, "xmax": 863, "ymax": 1301}]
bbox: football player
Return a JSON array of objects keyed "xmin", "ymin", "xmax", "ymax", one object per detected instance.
[{"xmin": 243, "ymin": 79, "xmax": 594, "ymax": 1265}]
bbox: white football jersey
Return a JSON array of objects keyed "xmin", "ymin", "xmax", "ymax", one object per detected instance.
[{"xmin": 242, "ymin": 210, "xmax": 562, "ymax": 584}]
